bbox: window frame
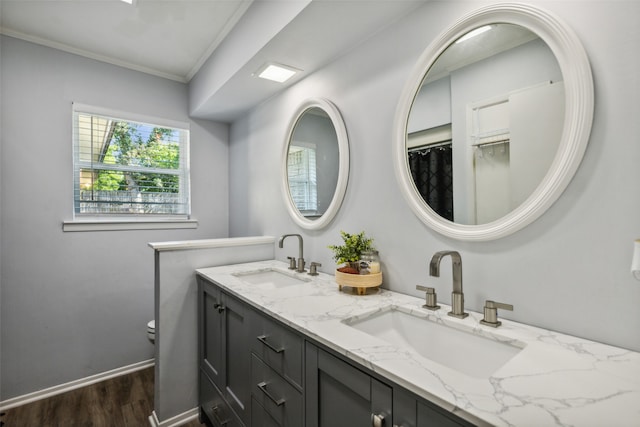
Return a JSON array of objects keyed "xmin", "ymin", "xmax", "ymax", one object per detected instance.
[
  {"xmin": 287, "ymin": 142, "xmax": 319, "ymax": 215},
  {"xmin": 65, "ymin": 103, "xmax": 195, "ymax": 232}
]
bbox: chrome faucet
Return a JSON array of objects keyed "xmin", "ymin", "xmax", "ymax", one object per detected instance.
[
  {"xmin": 430, "ymin": 250, "xmax": 468, "ymax": 319},
  {"xmin": 278, "ymin": 234, "xmax": 305, "ymax": 273}
]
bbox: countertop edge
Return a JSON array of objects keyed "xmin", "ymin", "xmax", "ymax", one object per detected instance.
[{"xmin": 149, "ymin": 236, "xmax": 276, "ymax": 251}]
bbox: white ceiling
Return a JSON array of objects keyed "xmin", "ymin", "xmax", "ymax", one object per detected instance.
[
  {"xmin": 0, "ymin": 0, "xmax": 252, "ymax": 82},
  {"xmin": 0, "ymin": 0, "xmax": 428, "ymax": 121}
]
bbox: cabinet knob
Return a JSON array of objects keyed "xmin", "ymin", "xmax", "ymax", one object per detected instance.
[
  {"xmin": 213, "ymin": 303, "xmax": 225, "ymax": 313},
  {"xmin": 371, "ymin": 413, "xmax": 386, "ymax": 427}
]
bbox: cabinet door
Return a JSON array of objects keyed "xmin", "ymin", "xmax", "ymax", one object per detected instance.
[
  {"xmin": 393, "ymin": 388, "xmax": 417, "ymax": 427},
  {"xmin": 198, "ymin": 278, "xmax": 224, "ymax": 389},
  {"xmin": 305, "ymin": 343, "xmax": 392, "ymax": 427},
  {"xmin": 394, "ymin": 387, "xmax": 474, "ymax": 427},
  {"xmin": 198, "ymin": 278, "xmax": 251, "ymax": 426},
  {"xmin": 221, "ymin": 292, "xmax": 252, "ymax": 425},
  {"xmin": 417, "ymin": 401, "xmax": 471, "ymax": 427}
]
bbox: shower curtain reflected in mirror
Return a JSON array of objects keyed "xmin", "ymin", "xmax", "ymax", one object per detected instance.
[{"xmin": 408, "ymin": 144, "xmax": 453, "ymax": 221}]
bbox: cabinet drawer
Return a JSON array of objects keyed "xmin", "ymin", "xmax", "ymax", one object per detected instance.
[
  {"xmin": 251, "ymin": 310, "xmax": 303, "ymax": 388},
  {"xmin": 251, "ymin": 396, "xmax": 282, "ymax": 427},
  {"xmin": 199, "ymin": 369, "xmax": 243, "ymax": 427},
  {"xmin": 251, "ymin": 354, "xmax": 303, "ymax": 427}
]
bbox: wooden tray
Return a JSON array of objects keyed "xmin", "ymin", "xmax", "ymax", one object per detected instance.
[{"xmin": 335, "ymin": 270, "xmax": 382, "ymax": 295}]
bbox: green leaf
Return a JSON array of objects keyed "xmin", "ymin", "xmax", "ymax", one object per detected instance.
[{"xmin": 328, "ymin": 230, "xmax": 375, "ymax": 264}]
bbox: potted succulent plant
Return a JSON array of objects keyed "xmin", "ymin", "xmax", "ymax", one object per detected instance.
[
  {"xmin": 328, "ymin": 231, "xmax": 375, "ymax": 270},
  {"xmin": 328, "ymin": 231, "xmax": 382, "ymax": 294}
]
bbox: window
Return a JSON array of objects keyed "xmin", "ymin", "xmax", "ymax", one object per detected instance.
[
  {"xmin": 287, "ymin": 144, "xmax": 318, "ymax": 214},
  {"xmin": 72, "ymin": 104, "xmax": 190, "ymax": 219}
]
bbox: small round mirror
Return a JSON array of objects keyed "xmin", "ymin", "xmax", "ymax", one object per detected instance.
[
  {"xmin": 282, "ymin": 98, "xmax": 349, "ymax": 229},
  {"xmin": 393, "ymin": 4, "xmax": 593, "ymax": 241}
]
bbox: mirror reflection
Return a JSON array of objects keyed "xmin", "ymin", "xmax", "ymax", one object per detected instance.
[
  {"xmin": 287, "ymin": 107, "xmax": 340, "ymax": 219},
  {"xmin": 407, "ymin": 23, "xmax": 564, "ymax": 225}
]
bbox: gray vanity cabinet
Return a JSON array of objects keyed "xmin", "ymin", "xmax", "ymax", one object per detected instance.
[
  {"xmin": 305, "ymin": 342, "xmax": 392, "ymax": 427},
  {"xmin": 198, "ymin": 274, "xmax": 475, "ymax": 427},
  {"xmin": 198, "ymin": 277, "xmax": 252, "ymax": 426}
]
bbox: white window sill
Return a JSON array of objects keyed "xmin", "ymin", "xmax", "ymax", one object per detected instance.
[{"xmin": 62, "ymin": 219, "xmax": 198, "ymax": 232}]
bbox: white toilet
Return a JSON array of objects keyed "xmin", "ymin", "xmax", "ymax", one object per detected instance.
[{"xmin": 147, "ymin": 319, "xmax": 156, "ymax": 343}]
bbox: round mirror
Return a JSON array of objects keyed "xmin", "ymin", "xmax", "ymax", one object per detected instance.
[
  {"xmin": 393, "ymin": 4, "xmax": 593, "ymax": 241},
  {"xmin": 282, "ymin": 98, "xmax": 350, "ymax": 229}
]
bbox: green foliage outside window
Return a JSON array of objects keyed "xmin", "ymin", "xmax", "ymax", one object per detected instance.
[{"xmin": 92, "ymin": 122, "xmax": 180, "ymax": 193}]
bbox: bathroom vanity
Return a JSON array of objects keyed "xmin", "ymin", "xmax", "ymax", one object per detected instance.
[{"xmin": 196, "ymin": 260, "xmax": 640, "ymax": 426}]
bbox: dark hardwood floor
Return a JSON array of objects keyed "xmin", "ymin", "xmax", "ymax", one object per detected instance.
[{"xmin": 1, "ymin": 367, "xmax": 203, "ymax": 427}]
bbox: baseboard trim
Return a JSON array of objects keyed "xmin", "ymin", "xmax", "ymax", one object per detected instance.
[
  {"xmin": 148, "ymin": 408, "xmax": 199, "ymax": 427},
  {"xmin": 0, "ymin": 358, "xmax": 155, "ymax": 411}
]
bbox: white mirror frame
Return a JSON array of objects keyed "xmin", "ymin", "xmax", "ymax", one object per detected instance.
[
  {"xmin": 282, "ymin": 98, "xmax": 350, "ymax": 230},
  {"xmin": 393, "ymin": 3, "xmax": 594, "ymax": 241}
]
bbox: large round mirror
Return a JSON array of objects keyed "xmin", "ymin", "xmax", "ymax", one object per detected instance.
[
  {"xmin": 282, "ymin": 98, "xmax": 349, "ymax": 229},
  {"xmin": 393, "ymin": 4, "xmax": 593, "ymax": 241}
]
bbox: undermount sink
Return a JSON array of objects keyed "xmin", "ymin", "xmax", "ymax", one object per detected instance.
[
  {"xmin": 344, "ymin": 307, "xmax": 524, "ymax": 379},
  {"xmin": 232, "ymin": 268, "xmax": 309, "ymax": 289}
]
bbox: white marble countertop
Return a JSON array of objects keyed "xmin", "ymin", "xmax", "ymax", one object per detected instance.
[{"xmin": 196, "ymin": 260, "xmax": 640, "ymax": 427}]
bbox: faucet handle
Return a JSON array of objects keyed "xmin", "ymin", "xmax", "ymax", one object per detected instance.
[
  {"xmin": 308, "ymin": 262, "xmax": 321, "ymax": 276},
  {"xmin": 416, "ymin": 285, "xmax": 440, "ymax": 311},
  {"xmin": 480, "ymin": 300, "xmax": 513, "ymax": 328},
  {"xmin": 287, "ymin": 256, "xmax": 297, "ymax": 270}
]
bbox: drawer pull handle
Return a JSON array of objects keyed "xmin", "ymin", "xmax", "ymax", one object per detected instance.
[
  {"xmin": 257, "ymin": 335, "xmax": 284, "ymax": 353},
  {"xmin": 211, "ymin": 405, "xmax": 229, "ymax": 426},
  {"xmin": 257, "ymin": 381, "xmax": 286, "ymax": 406}
]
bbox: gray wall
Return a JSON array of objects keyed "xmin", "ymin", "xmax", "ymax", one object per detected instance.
[
  {"xmin": 0, "ymin": 30, "xmax": 3, "ymax": 397},
  {"xmin": 229, "ymin": 1, "xmax": 640, "ymax": 352},
  {"xmin": 0, "ymin": 36, "xmax": 229, "ymax": 399}
]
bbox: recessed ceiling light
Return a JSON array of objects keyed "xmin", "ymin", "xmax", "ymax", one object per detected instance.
[
  {"xmin": 120, "ymin": 0, "xmax": 135, "ymax": 5},
  {"xmin": 455, "ymin": 25, "xmax": 492, "ymax": 44},
  {"xmin": 254, "ymin": 63, "xmax": 300, "ymax": 83}
]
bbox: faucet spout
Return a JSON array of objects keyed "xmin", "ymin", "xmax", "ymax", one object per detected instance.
[
  {"xmin": 430, "ymin": 250, "xmax": 462, "ymax": 293},
  {"xmin": 279, "ymin": 234, "xmax": 305, "ymax": 273},
  {"xmin": 429, "ymin": 250, "xmax": 467, "ymax": 318}
]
